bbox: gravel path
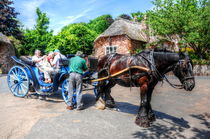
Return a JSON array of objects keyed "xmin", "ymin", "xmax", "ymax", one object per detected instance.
[{"xmin": 0, "ymin": 75, "xmax": 209, "ymax": 139}]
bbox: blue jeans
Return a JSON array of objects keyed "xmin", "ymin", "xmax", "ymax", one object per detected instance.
[{"xmin": 67, "ymin": 72, "xmax": 83, "ymax": 108}]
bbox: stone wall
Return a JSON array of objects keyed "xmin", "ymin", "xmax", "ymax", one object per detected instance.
[
  {"xmin": 0, "ymin": 34, "xmax": 16, "ymax": 74},
  {"xmin": 193, "ymin": 65, "xmax": 210, "ymax": 76},
  {"xmin": 167, "ymin": 65, "xmax": 210, "ymax": 76}
]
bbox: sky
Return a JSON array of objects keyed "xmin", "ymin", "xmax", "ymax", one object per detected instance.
[{"xmin": 13, "ymin": 0, "xmax": 153, "ymax": 34}]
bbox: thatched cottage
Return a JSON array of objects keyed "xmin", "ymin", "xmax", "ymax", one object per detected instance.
[
  {"xmin": 0, "ymin": 33, "xmax": 15, "ymax": 73},
  {"xmin": 94, "ymin": 18, "xmax": 180, "ymax": 58},
  {"xmin": 94, "ymin": 19, "xmax": 148, "ymax": 58}
]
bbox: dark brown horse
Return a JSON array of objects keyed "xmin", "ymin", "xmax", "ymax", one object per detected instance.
[{"xmin": 96, "ymin": 49, "xmax": 195, "ymax": 127}]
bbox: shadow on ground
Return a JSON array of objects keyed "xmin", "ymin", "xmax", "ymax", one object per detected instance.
[
  {"xmin": 27, "ymin": 92, "xmax": 96, "ymax": 109},
  {"xmin": 132, "ymin": 113, "xmax": 210, "ymax": 139},
  {"xmin": 190, "ymin": 113, "xmax": 210, "ymax": 139},
  {"xmin": 115, "ymin": 101, "xmax": 210, "ymax": 139}
]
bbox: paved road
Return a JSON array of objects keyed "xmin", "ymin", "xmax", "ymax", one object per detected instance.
[{"xmin": 0, "ymin": 75, "xmax": 209, "ymax": 139}]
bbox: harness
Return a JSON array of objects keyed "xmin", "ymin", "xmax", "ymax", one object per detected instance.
[{"xmin": 96, "ymin": 51, "xmax": 193, "ymax": 89}]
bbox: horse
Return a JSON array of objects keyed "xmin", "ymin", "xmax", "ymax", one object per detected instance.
[{"xmin": 95, "ymin": 49, "xmax": 195, "ymax": 127}]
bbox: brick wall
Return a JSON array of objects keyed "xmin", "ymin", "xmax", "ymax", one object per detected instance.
[
  {"xmin": 94, "ymin": 35, "xmax": 131, "ymax": 58},
  {"xmin": 94, "ymin": 35, "xmax": 146, "ymax": 58}
]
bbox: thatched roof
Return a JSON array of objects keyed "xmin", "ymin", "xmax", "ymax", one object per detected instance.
[
  {"xmin": 0, "ymin": 33, "xmax": 11, "ymax": 44},
  {"xmin": 95, "ymin": 18, "xmax": 148, "ymax": 42}
]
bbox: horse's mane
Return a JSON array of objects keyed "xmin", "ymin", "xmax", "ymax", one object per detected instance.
[
  {"xmin": 137, "ymin": 48, "xmax": 175, "ymax": 55},
  {"xmin": 153, "ymin": 48, "xmax": 174, "ymax": 53}
]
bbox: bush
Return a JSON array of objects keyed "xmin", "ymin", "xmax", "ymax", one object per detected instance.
[{"xmin": 192, "ymin": 59, "xmax": 210, "ymax": 65}]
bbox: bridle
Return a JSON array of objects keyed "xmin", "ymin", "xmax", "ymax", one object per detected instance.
[
  {"xmin": 139, "ymin": 51, "xmax": 194, "ymax": 89},
  {"xmin": 174, "ymin": 59, "xmax": 194, "ymax": 83}
]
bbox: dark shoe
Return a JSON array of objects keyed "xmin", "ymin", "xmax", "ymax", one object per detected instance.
[
  {"xmin": 76, "ymin": 105, "xmax": 84, "ymax": 111},
  {"xmin": 66, "ymin": 106, "xmax": 74, "ymax": 110},
  {"xmin": 39, "ymin": 95, "xmax": 46, "ymax": 100}
]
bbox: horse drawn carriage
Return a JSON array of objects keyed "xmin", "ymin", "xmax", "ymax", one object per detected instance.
[
  {"xmin": 7, "ymin": 49, "xmax": 195, "ymax": 127},
  {"xmin": 7, "ymin": 55, "xmax": 98, "ymax": 105}
]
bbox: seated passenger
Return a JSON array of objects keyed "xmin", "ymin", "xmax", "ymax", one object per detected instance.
[
  {"xmin": 40, "ymin": 52, "xmax": 60, "ymax": 83},
  {"xmin": 32, "ymin": 50, "xmax": 56, "ymax": 83},
  {"xmin": 32, "ymin": 49, "xmax": 46, "ymax": 66},
  {"xmin": 47, "ymin": 51, "xmax": 54, "ymax": 65},
  {"xmin": 52, "ymin": 49, "xmax": 67, "ymax": 70}
]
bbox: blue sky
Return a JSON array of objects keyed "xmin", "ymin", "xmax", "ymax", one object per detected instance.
[{"xmin": 13, "ymin": 0, "xmax": 153, "ymax": 34}]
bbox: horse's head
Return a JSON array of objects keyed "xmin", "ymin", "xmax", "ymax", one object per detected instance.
[{"xmin": 173, "ymin": 52, "xmax": 195, "ymax": 91}]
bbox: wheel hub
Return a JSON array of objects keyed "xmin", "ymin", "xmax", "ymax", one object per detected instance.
[{"xmin": 14, "ymin": 80, "xmax": 19, "ymax": 84}]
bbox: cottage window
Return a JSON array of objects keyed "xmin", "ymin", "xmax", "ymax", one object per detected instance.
[{"xmin": 106, "ymin": 46, "xmax": 117, "ymax": 54}]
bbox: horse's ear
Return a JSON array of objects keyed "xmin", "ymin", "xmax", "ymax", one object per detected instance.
[
  {"xmin": 178, "ymin": 49, "xmax": 185, "ymax": 59},
  {"xmin": 178, "ymin": 48, "xmax": 182, "ymax": 54}
]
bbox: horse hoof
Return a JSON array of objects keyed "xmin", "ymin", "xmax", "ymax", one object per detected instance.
[
  {"xmin": 135, "ymin": 116, "xmax": 150, "ymax": 128},
  {"xmin": 105, "ymin": 100, "xmax": 115, "ymax": 108},
  {"xmin": 95, "ymin": 98, "xmax": 105, "ymax": 110},
  {"xmin": 148, "ymin": 113, "xmax": 156, "ymax": 123}
]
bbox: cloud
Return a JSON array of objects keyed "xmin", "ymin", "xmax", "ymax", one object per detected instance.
[
  {"xmin": 51, "ymin": 8, "xmax": 91, "ymax": 34},
  {"xmin": 60, "ymin": 9, "xmax": 91, "ymax": 26},
  {"xmin": 20, "ymin": 0, "xmax": 47, "ymax": 28}
]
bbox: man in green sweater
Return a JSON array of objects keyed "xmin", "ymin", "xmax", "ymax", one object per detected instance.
[{"xmin": 66, "ymin": 51, "xmax": 88, "ymax": 110}]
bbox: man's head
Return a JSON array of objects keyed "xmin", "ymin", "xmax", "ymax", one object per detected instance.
[
  {"xmin": 81, "ymin": 54, "xmax": 88, "ymax": 59},
  {"xmin": 34, "ymin": 49, "xmax": 41, "ymax": 57},
  {"xmin": 75, "ymin": 51, "xmax": 83, "ymax": 57},
  {"xmin": 54, "ymin": 49, "xmax": 60, "ymax": 55}
]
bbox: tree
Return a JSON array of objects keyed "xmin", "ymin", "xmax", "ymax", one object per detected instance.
[
  {"xmin": 118, "ymin": 14, "xmax": 132, "ymax": 20},
  {"xmin": 131, "ymin": 11, "xmax": 144, "ymax": 22},
  {"xmin": 88, "ymin": 15, "xmax": 114, "ymax": 35},
  {"xmin": 147, "ymin": 0, "xmax": 210, "ymax": 59},
  {"xmin": 0, "ymin": 0, "xmax": 22, "ymax": 39},
  {"xmin": 46, "ymin": 23, "xmax": 97, "ymax": 55},
  {"xmin": 20, "ymin": 8, "xmax": 52, "ymax": 55}
]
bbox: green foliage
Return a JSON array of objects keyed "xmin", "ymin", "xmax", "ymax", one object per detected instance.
[
  {"xmin": 147, "ymin": 0, "xmax": 210, "ymax": 59},
  {"xmin": 134, "ymin": 48, "xmax": 143, "ymax": 54},
  {"xmin": 131, "ymin": 11, "xmax": 145, "ymax": 22},
  {"xmin": 20, "ymin": 8, "xmax": 53, "ymax": 55},
  {"xmin": 46, "ymin": 14, "xmax": 114, "ymax": 55},
  {"xmin": 46, "ymin": 23, "xmax": 97, "ymax": 55},
  {"xmin": 0, "ymin": 0, "xmax": 22, "ymax": 39},
  {"xmin": 8, "ymin": 36, "xmax": 22, "ymax": 57},
  {"xmin": 192, "ymin": 59, "xmax": 210, "ymax": 65},
  {"xmin": 88, "ymin": 15, "xmax": 114, "ymax": 35}
]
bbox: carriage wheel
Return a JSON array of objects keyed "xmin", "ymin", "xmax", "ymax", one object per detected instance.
[
  {"xmin": 61, "ymin": 79, "xmax": 76, "ymax": 105},
  {"xmin": 7, "ymin": 66, "xmax": 30, "ymax": 97},
  {"xmin": 93, "ymin": 82, "xmax": 98, "ymax": 97}
]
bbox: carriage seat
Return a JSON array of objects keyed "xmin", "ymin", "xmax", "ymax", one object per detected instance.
[
  {"xmin": 59, "ymin": 59, "xmax": 69, "ymax": 67},
  {"xmin": 20, "ymin": 56, "xmax": 35, "ymax": 66}
]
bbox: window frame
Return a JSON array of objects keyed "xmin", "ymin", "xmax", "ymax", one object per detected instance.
[{"xmin": 105, "ymin": 46, "xmax": 117, "ymax": 55}]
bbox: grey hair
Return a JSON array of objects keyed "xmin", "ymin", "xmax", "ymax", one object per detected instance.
[
  {"xmin": 75, "ymin": 51, "xmax": 83, "ymax": 56},
  {"xmin": 35, "ymin": 49, "xmax": 41, "ymax": 54}
]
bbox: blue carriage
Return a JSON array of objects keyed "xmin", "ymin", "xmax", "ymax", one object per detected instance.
[{"xmin": 7, "ymin": 56, "xmax": 98, "ymax": 105}]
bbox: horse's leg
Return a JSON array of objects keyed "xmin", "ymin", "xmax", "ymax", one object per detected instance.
[
  {"xmin": 104, "ymin": 80, "xmax": 116, "ymax": 108},
  {"xmin": 135, "ymin": 76, "xmax": 150, "ymax": 127},
  {"xmin": 147, "ymin": 81, "xmax": 158, "ymax": 122}
]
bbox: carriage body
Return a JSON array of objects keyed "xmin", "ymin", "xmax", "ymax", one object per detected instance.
[{"xmin": 7, "ymin": 56, "xmax": 98, "ymax": 104}]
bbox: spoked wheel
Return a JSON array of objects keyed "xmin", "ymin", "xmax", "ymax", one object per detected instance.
[
  {"xmin": 61, "ymin": 79, "xmax": 76, "ymax": 105},
  {"xmin": 7, "ymin": 66, "xmax": 30, "ymax": 97},
  {"xmin": 93, "ymin": 82, "xmax": 98, "ymax": 97}
]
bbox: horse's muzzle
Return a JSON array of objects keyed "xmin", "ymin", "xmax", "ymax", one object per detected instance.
[{"xmin": 183, "ymin": 79, "xmax": 195, "ymax": 91}]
